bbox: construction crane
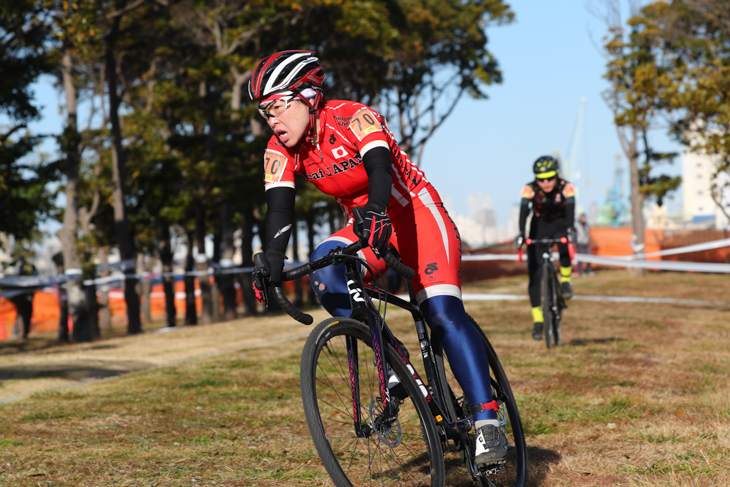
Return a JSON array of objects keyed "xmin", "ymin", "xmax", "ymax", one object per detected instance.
[
  {"xmin": 596, "ymin": 155, "xmax": 630, "ymax": 226},
  {"xmin": 560, "ymin": 97, "xmax": 585, "ymax": 182}
]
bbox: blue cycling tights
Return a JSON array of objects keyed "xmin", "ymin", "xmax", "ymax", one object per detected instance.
[{"xmin": 309, "ymin": 240, "xmax": 496, "ymax": 422}]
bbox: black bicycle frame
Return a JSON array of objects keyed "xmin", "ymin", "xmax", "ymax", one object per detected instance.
[
  {"xmin": 538, "ymin": 245, "xmax": 565, "ymax": 316},
  {"xmin": 342, "ymin": 257, "xmax": 455, "ymax": 438}
]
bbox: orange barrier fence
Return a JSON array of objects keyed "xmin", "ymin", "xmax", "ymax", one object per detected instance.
[
  {"xmin": 589, "ymin": 228, "xmax": 730, "ymax": 263},
  {"xmin": 0, "ymin": 275, "xmax": 307, "ymax": 338},
  {"xmin": 1, "ymin": 228, "xmax": 728, "ymax": 338}
]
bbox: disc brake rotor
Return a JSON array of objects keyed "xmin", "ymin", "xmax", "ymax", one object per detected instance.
[{"xmin": 369, "ymin": 397, "xmax": 402, "ymax": 448}]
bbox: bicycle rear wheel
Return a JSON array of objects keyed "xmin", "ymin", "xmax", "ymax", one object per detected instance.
[
  {"xmin": 435, "ymin": 316, "xmax": 528, "ymax": 487},
  {"xmin": 301, "ymin": 317, "xmax": 445, "ymax": 487},
  {"xmin": 542, "ymin": 265, "xmax": 555, "ymax": 349}
]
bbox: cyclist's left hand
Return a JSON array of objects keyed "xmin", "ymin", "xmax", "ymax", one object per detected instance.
[{"xmin": 357, "ymin": 204, "xmax": 392, "ymax": 249}]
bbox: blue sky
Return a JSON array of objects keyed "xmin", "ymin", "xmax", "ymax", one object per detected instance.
[
  {"xmin": 25, "ymin": 0, "xmax": 684, "ymax": 237},
  {"xmin": 420, "ymin": 0, "xmax": 683, "ymax": 224}
]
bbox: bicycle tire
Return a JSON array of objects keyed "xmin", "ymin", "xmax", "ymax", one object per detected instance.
[
  {"xmin": 300, "ymin": 317, "xmax": 445, "ymax": 487},
  {"xmin": 542, "ymin": 264, "xmax": 554, "ymax": 349},
  {"xmin": 435, "ymin": 316, "xmax": 528, "ymax": 487}
]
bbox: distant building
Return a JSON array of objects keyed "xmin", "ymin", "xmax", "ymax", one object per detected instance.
[
  {"xmin": 447, "ymin": 192, "xmax": 512, "ymax": 249},
  {"xmin": 645, "ymin": 203, "xmax": 684, "ymax": 230},
  {"xmin": 681, "ymin": 149, "xmax": 730, "ymax": 229}
]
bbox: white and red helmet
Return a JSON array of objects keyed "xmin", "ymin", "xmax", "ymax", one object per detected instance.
[
  {"xmin": 249, "ymin": 50, "xmax": 326, "ymax": 141},
  {"xmin": 248, "ymin": 50, "xmax": 325, "ymax": 102}
]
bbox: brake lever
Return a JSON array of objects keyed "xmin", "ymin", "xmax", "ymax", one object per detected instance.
[{"xmin": 252, "ymin": 272, "xmax": 269, "ymax": 310}]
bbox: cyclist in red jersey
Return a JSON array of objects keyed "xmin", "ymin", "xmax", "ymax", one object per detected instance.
[{"xmin": 250, "ymin": 50, "xmax": 507, "ymax": 467}]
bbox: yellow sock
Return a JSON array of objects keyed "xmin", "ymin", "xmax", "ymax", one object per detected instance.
[
  {"xmin": 560, "ymin": 266, "xmax": 572, "ymax": 283},
  {"xmin": 531, "ymin": 307, "xmax": 544, "ymax": 323}
]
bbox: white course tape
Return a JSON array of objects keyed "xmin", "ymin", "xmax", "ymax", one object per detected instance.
[
  {"xmin": 392, "ymin": 293, "xmax": 729, "ymax": 306},
  {"xmin": 573, "ymin": 295, "xmax": 730, "ymax": 307},
  {"xmin": 576, "ymin": 253, "xmax": 730, "ymax": 273},
  {"xmin": 634, "ymin": 237, "xmax": 730, "ymax": 260},
  {"xmin": 463, "ymin": 254, "xmax": 519, "ymax": 261},
  {"xmin": 462, "ymin": 236, "xmax": 730, "ymax": 273},
  {"xmin": 462, "ymin": 293, "xmax": 526, "ymax": 301}
]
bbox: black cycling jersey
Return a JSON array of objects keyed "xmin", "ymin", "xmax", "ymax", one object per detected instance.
[
  {"xmin": 518, "ymin": 178, "xmax": 576, "ymax": 236},
  {"xmin": 518, "ymin": 178, "xmax": 576, "ymax": 308}
]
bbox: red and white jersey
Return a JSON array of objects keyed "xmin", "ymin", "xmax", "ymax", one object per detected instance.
[{"xmin": 263, "ymin": 100, "xmax": 440, "ymax": 217}]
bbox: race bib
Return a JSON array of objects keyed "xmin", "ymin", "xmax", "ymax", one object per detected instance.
[
  {"xmin": 349, "ymin": 107, "xmax": 382, "ymax": 141},
  {"xmin": 264, "ymin": 149, "xmax": 287, "ymax": 183}
]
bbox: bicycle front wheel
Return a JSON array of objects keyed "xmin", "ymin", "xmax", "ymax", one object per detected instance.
[
  {"xmin": 300, "ymin": 317, "xmax": 445, "ymax": 487},
  {"xmin": 542, "ymin": 265, "xmax": 555, "ymax": 349},
  {"xmin": 554, "ymin": 314, "xmax": 562, "ymax": 346}
]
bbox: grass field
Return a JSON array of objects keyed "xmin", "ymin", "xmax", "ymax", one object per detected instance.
[{"xmin": 0, "ymin": 270, "xmax": 728, "ymax": 486}]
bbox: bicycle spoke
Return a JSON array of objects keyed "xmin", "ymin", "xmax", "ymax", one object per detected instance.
[{"xmin": 302, "ymin": 318, "xmax": 442, "ymax": 486}]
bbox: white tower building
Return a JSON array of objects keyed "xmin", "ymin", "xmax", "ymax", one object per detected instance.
[{"xmin": 681, "ymin": 149, "xmax": 730, "ymax": 229}]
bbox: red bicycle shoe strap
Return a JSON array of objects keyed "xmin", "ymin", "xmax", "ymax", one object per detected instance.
[{"xmin": 471, "ymin": 400, "xmax": 499, "ymax": 414}]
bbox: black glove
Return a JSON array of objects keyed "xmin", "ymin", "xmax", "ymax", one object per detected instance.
[
  {"xmin": 356, "ymin": 204, "xmax": 392, "ymax": 249},
  {"xmin": 264, "ymin": 250, "xmax": 286, "ymax": 285},
  {"xmin": 514, "ymin": 234, "xmax": 525, "ymax": 249}
]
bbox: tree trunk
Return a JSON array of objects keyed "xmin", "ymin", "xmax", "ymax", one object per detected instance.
[
  {"xmin": 328, "ymin": 208, "xmax": 337, "ymax": 235},
  {"xmin": 211, "ymin": 230, "xmax": 222, "ymax": 323},
  {"xmin": 106, "ymin": 15, "xmax": 142, "ymax": 334},
  {"xmin": 141, "ymin": 255, "xmax": 153, "ymax": 324},
  {"xmin": 195, "ymin": 204, "xmax": 213, "ymax": 324},
  {"xmin": 58, "ymin": 286, "xmax": 69, "ymax": 342},
  {"xmin": 627, "ymin": 126, "xmax": 646, "ymax": 276},
  {"xmin": 158, "ymin": 223, "xmax": 176, "ymax": 327},
  {"xmin": 239, "ymin": 206, "xmax": 257, "ymax": 316},
  {"xmin": 11, "ymin": 294, "xmax": 34, "ymax": 339},
  {"xmin": 57, "ymin": 45, "xmax": 92, "ymax": 342},
  {"xmin": 185, "ymin": 229, "xmax": 198, "ymax": 325},
  {"xmin": 85, "ymin": 283, "xmax": 99, "ymax": 339},
  {"xmin": 98, "ymin": 247, "xmax": 112, "ymax": 330},
  {"xmin": 220, "ymin": 204, "xmax": 237, "ymax": 320}
]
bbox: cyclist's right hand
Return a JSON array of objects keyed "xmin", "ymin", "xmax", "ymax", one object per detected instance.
[{"xmin": 354, "ymin": 204, "xmax": 392, "ymax": 249}]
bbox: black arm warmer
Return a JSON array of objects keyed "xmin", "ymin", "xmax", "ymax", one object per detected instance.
[
  {"xmin": 264, "ymin": 186, "xmax": 296, "ymax": 255},
  {"xmin": 362, "ymin": 146, "xmax": 393, "ymax": 212},
  {"xmin": 519, "ymin": 198, "xmax": 531, "ymax": 236},
  {"xmin": 565, "ymin": 197, "xmax": 575, "ymax": 227}
]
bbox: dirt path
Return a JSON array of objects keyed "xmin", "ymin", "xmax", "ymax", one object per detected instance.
[{"xmin": 0, "ymin": 309, "xmax": 333, "ymax": 403}]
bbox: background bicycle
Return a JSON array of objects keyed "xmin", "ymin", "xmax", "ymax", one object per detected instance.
[{"xmin": 519, "ymin": 237, "xmax": 573, "ymax": 349}]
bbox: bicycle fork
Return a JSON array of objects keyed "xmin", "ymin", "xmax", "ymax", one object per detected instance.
[{"xmin": 342, "ymin": 264, "xmax": 450, "ymax": 439}]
